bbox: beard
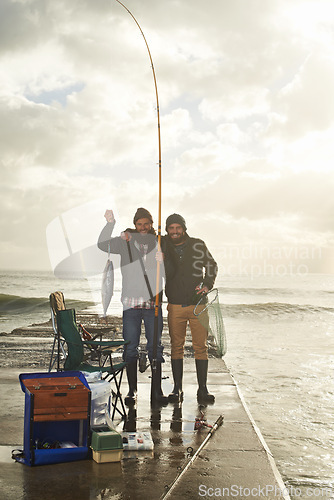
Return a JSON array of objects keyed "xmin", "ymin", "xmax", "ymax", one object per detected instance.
[{"xmin": 168, "ymin": 232, "xmax": 186, "ymax": 245}]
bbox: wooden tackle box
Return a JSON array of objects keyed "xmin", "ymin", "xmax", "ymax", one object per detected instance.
[{"xmin": 19, "ymin": 371, "xmax": 91, "ymax": 466}]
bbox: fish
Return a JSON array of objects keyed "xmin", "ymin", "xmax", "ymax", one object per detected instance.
[{"xmin": 101, "ymin": 258, "xmax": 114, "ymax": 317}]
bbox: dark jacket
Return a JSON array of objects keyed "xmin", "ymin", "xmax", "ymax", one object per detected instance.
[
  {"xmin": 162, "ymin": 234, "xmax": 218, "ymax": 305},
  {"xmin": 97, "ymin": 222, "xmax": 164, "ymax": 303}
]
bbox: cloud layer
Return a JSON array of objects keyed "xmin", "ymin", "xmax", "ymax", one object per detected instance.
[{"xmin": 1, "ymin": 0, "xmax": 334, "ymax": 273}]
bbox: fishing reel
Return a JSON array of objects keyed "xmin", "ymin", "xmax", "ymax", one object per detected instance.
[{"xmin": 194, "ymin": 411, "xmax": 213, "ymax": 431}]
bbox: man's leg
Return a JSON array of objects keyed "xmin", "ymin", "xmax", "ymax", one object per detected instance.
[
  {"xmin": 188, "ymin": 305, "xmax": 209, "ymax": 360},
  {"xmin": 167, "ymin": 304, "xmax": 188, "ymax": 402},
  {"xmin": 189, "ymin": 306, "xmax": 215, "ymax": 404},
  {"xmin": 167, "ymin": 304, "xmax": 188, "ymax": 359},
  {"xmin": 122, "ymin": 308, "xmax": 141, "ymax": 405}
]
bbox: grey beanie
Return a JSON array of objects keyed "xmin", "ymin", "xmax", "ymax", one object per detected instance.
[
  {"xmin": 165, "ymin": 213, "xmax": 187, "ymax": 231},
  {"xmin": 133, "ymin": 207, "xmax": 153, "ymax": 225}
]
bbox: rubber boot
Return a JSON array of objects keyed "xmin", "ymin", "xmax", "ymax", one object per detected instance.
[
  {"xmin": 195, "ymin": 359, "xmax": 215, "ymax": 404},
  {"xmin": 125, "ymin": 360, "xmax": 137, "ymax": 406},
  {"xmin": 151, "ymin": 362, "xmax": 169, "ymax": 406},
  {"xmin": 168, "ymin": 359, "xmax": 184, "ymax": 403}
]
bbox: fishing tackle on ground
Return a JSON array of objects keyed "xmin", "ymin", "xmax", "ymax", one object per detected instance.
[
  {"xmin": 194, "ymin": 411, "xmax": 213, "ymax": 431},
  {"xmin": 161, "ymin": 415, "xmax": 224, "ymax": 499}
]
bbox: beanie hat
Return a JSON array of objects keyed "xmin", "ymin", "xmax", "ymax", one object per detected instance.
[
  {"xmin": 133, "ymin": 207, "xmax": 153, "ymax": 225},
  {"xmin": 165, "ymin": 213, "xmax": 187, "ymax": 232}
]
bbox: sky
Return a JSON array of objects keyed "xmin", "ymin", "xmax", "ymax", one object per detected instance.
[{"xmin": 1, "ymin": 0, "xmax": 334, "ymax": 276}]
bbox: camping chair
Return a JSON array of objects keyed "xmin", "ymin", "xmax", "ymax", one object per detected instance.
[
  {"xmin": 49, "ymin": 292, "xmax": 113, "ymax": 371},
  {"xmin": 48, "ymin": 291, "xmax": 129, "ymax": 420},
  {"xmin": 49, "ymin": 291, "xmax": 67, "ymax": 372}
]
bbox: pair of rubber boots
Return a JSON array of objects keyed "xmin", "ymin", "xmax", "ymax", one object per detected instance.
[
  {"xmin": 168, "ymin": 359, "xmax": 215, "ymax": 404},
  {"xmin": 124, "ymin": 359, "xmax": 168, "ymax": 406}
]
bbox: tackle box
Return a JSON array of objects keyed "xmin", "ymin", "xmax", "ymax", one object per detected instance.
[
  {"xmin": 122, "ymin": 432, "xmax": 154, "ymax": 451},
  {"xmin": 18, "ymin": 371, "xmax": 91, "ymax": 466},
  {"xmin": 91, "ymin": 425, "xmax": 123, "ymax": 463}
]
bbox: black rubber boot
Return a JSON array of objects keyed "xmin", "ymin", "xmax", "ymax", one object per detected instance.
[
  {"xmin": 195, "ymin": 359, "xmax": 215, "ymax": 404},
  {"xmin": 151, "ymin": 362, "xmax": 169, "ymax": 406},
  {"xmin": 125, "ymin": 360, "xmax": 137, "ymax": 406},
  {"xmin": 168, "ymin": 359, "xmax": 184, "ymax": 403}
]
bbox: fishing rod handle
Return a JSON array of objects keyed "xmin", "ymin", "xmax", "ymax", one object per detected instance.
[{"xmin": 212, "ymin": 415, "xmax": 224, "ymax": 431}]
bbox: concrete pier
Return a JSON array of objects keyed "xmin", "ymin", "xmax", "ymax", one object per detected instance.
[{"xmin": 0, "ymin": 314, "xmax": 290, "ymax": 499}]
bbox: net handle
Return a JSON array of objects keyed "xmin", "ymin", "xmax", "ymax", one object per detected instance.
[{"xmin": 193, "ymin": 288, "xmax": 219, "ymax": 316}]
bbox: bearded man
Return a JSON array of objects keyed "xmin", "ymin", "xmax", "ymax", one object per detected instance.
[
  {"xmin": 98, "ymin": 207, "xmax": 167, "ymax": 406},
  {"xmin": 163, "ymin": 214, "xmax": 218, "ymax": 404}
]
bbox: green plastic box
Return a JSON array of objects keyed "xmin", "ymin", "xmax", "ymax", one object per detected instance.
[{"xmin": 91, "ymin": 425, "xmax": 123, "ymax": 451}]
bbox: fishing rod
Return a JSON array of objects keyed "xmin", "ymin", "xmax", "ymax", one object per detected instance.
[
  {"xmin": 114, "ymin": 0, "xmax": 162, "ymax": 403},
  {"xmin": 160, "ymin": 415, "xmax": 224, "ymax": 499}
]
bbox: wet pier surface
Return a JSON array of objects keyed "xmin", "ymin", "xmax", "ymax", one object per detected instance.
[{"xmin": 0, "ymin": 314, "xmax": 289, "ymax": 499}]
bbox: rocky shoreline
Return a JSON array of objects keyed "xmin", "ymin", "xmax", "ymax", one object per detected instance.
[
  {"xmin": 0, "ymin": 310, "xmax": 218, "ymax": 369},
  {"xmin": 0, "ymin": 311, "xmax": 123, "ymax": 369}
]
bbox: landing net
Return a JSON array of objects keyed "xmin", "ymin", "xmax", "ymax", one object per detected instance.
[{"xmin": 194, "ymin": 288, "xmax": 227, "ymax": 357}]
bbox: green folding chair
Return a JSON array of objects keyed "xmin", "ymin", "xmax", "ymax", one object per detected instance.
[{"xmin": 49, "ymin": 292, "xmax": 129, "ymax": 420}]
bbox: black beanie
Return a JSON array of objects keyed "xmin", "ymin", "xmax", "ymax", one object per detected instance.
[
  {"xmin": 133, "ymin": 207, "xmax": 153, "ymax": 225},
  {"xmin": 165, "ymin": 213, "xmax": 187, "ymax": 232}
]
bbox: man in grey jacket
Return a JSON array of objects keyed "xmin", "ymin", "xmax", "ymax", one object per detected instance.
[{"xmin": 98, "ymin": 207, "xmax": 167, "ymax": 406}]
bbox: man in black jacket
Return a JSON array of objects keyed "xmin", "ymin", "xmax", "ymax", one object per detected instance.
[{"xmin": 163, "ymin": 214, "xmax": 218, "ymax": 404}]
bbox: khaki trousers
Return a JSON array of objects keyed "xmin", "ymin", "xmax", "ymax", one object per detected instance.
[{"xmin": 167, "ymin": 304, "xmax": 209, "ymax": 360}]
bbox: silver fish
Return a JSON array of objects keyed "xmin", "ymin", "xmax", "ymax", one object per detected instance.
[{"xmin": 101, "ymin": 258, "xmax": 114, "ymax": 317}]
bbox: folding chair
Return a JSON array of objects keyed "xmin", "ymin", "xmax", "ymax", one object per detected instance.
[
  {"xmin": 48, "ymin": 292, "xmax": 129, "ymax": 420},
  {"xmin": 49, "ymin": 291, "xmax": 67, "ymax": 372},
  {"xmin": 49, "ymin": 292, "xmax": 113, "ymax": 370}
]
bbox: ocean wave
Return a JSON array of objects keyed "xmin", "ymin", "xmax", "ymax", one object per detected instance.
[
  {"xmin": 2, "ymin": 293, "xmax": 333, "ymax": 319},
  {"xmin": 0, "ymin": 293, "xmax": 94, "ymax": 315},
  {"xmin": 221, "ymin": 302, "xmax": 334, "ymax": 318},
  {"xmin": 220, "ymin": 287, "xmax": 296, "ymax": 295},
  {"xmin": 219, "ymin": 286, "xmax": 333, "ymax": 298}
]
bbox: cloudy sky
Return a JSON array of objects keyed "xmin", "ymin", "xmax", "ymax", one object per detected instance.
[{"xmin": 1, "ymin": 0, "xmax": 334, "ymax": 275}]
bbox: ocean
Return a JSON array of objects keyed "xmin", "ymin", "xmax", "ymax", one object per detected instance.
[{"xmin": 0, "ymin": 269, "xmax": 333, "ymax": 499}]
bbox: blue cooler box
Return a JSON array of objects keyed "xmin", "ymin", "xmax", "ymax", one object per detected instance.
[{"xmin": 18, "ymin": 371, "xmax": 91, "ymax": 466}]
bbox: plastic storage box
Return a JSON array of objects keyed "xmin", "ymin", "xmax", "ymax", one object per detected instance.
[
  {"xmin": 122, "ymin": 432, "xmax": 154, "ymax": 451},
  {"xmin": 91, "ymin": 448, "xmax": 123, "ymax": 463},
  {"xmin": 91, "ymin": 425, "xmax": 123, "ymax": 463},
  {"xmin": 89, "ymin": 380, "xmax": 110, "ymax": 426}
]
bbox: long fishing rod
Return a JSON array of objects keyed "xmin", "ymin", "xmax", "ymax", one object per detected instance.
[
  {"xmin": 114, "ymin": 0, "xmax": 162, "ymax": 403},
  {"xmin": 160, "ymin": 415, "xmax": 224, "ymax": 499}
]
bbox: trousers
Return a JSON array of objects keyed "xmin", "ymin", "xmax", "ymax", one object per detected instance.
[
  {"xmin": 167, "ymin": 303, "xmax": 209, "ymax": 360},
  {"xmin": 122, "ymin": 307, "xmax": 164, "ymax": 363}
]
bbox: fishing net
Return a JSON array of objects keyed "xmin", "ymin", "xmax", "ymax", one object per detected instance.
[{"xmin": 193, "ymin": 288, "xmax": 227, "ymax": 357}]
